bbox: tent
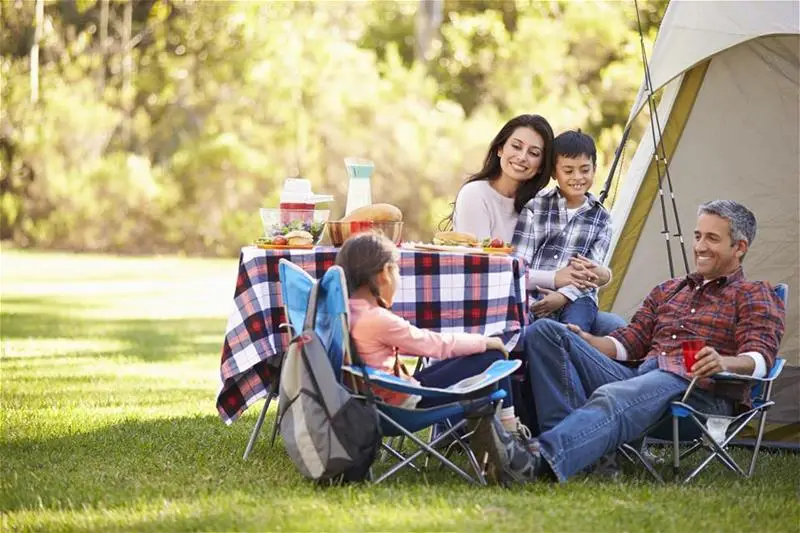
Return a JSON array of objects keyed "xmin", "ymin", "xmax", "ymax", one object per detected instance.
[{"xmin": 601, "ymin": 0, "xmax": 799, "ymax": 447}]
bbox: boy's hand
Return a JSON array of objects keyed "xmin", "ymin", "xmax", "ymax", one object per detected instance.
[
  {"xmin": 554, "ymin": 263, "xmax": 598, "ymax": 290},
  {"xmin": 485, "ymin": 337, "xmax": 509, "ymax": 358},
  {"xmin": 530, "ymin": 287, "xmax": 569, "ymax": 317},
  {"xmin": 571, "ymin": 254, "xmax": 611, "ymax": 286}
]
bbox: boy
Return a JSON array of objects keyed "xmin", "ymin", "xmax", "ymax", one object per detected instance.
[{"xmin": 511, "ymin": 130, "xmax": 613, "ymax": 332}]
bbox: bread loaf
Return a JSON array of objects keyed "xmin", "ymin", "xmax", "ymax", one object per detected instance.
[{"xmin": 340, "ymin": 203, "xmax": 403, "ymax": 223}]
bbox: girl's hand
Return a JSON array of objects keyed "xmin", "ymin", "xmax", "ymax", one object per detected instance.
[
  {"xmin": 554, "ymin": 263, "xmax": 598, "ymax": 290},
  {"xmin": 530, "ymin": 287, "xmax": 569, "ymax": 316},
  {"xmin": 486, "ymin": 337, "xmax": 509, "ymax": 358}
]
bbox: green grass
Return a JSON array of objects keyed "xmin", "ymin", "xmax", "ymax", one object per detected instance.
[{"xmin": 1, "ymin": 249, "xmax": 798, "ymax": 532}]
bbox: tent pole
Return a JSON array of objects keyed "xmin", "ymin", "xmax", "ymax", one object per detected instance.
[{"xmin": 600, "ymin": 122, "xmax": 632, "ymax": 205}]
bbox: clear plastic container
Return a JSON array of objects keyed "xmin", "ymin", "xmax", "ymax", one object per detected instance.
[
  {"xmin": 344, "ymin": 158, "xmax": 374, "ymax": 216},
  {"xmin": 278, "ymin": 177, "xmax": 333, "ymax": 224}
]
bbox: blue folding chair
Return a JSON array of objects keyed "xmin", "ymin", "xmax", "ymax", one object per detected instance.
[
  {"xmin": 620, "ymin": 283, "xmax": 789, "ymax": 483},
  {"xmin": 242, "ymin": 260, "xmax": 315, "ymax": 459},
  {"xmin": 305, "ymin": 264, "xmax": 521, "ymax": 484}
]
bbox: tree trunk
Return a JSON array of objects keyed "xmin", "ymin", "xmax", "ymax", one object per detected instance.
[
  {"xmin": 415, "ymin": 0, "xmax": 443, "ymax": 63},
  {"xmin": 30, "ymin": 0, "xmax": 44, "ymax": 103},
  {"xmin": 122, "ymin": 0, "xmax": 133, "ymax": 145},
  {"xmin": 98, "ymin": 0, "xmax": 109, "ymax": 95}
]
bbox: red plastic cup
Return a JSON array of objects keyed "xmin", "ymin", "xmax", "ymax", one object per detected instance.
[{"xmin": 681, "ymin": 339, "xmax": 705, "ymax": 372}]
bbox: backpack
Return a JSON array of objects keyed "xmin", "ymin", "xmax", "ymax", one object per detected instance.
[{"xmin": 278, "ymin": 281, "xmax": 381, "ymax": 483}]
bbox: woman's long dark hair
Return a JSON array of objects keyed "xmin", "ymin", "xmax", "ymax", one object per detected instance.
[
  {"xmin": 440, "ymin": 114, "xmax": 554, "ymax": 231},
  {"xmin": 335, "ymin": 232, "xmax": 399, "ymax": 310}
]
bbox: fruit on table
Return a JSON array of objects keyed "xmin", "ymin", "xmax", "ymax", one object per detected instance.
[
  {"xmin": 482, "ymin": 237, "xmax": 511, "ymax": 248},
  {"xmin": 340, "ymin": 203, "xmax": 403, "ymax": 223},
  {"xmin": 272, "ymin": 235, "xmax": 288, "ymax": 246}
]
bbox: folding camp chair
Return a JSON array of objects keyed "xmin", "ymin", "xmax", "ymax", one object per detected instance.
[
  {"xmin": 242, "ymin": 260, "xmax": 315, "ymax": 460},
  {"xmin": 316, "ymin": 264, "xmax": 522, "ymax": 484},
  {"xmin": 620, "ymin": 283, "xmax": 789, "ymax": 483}
]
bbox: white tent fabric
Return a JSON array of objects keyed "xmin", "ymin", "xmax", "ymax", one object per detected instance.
[
  {"xmin": 605, "ymin": 3, "xmax": 800, "ymax": 366},
  {"xmin": 627, "ymin": 0, "xmax": 800, "ymax": 121}
]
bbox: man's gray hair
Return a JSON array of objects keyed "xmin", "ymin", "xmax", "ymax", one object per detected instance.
[{"xmin": 697, "ymin": 200, "xmax": 757, "ymax": 247}]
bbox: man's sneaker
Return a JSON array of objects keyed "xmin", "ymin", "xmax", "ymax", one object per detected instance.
[
  {"xmin": 469, "ymin": 415, "xmax": 544, "ymax": 486},
  {"xmin": 504, "ymin": 417, "xmax": 532, "ymax": 441},
  {"xmin": 590, "ymin": 452, "xmax": 622, "ymax": 480}
]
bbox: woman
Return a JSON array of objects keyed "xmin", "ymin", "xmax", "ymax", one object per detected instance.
[
  {"xmin": 443, "ymin": 114, "xmax": 553, "ymax": 242},
  {"xmin": 444, "ymin": 114, "xmax": 624, "ymax": 335}
]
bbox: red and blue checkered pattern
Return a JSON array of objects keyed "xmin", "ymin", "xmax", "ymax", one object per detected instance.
[{"xmin": 217, "ymin": 246, "xmax": 527, "ymax": 424}]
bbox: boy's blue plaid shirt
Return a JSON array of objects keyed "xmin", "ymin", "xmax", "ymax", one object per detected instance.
[{"xmin": 511, "ymin": 187, "xmax": 612, "ymax": 303}]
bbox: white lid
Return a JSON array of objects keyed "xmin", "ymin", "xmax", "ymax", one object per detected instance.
[{"xmin": 280, "ymin": 178, "xmax": 333, "ymax": 204}]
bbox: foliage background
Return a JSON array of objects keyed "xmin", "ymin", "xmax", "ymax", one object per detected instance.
[{"xmin": 1, "ymin": 0, "xmax": 666, "ymax": 256}]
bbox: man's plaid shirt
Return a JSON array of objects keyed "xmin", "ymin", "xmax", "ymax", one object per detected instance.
[
  {"xmin": 511, "ymin": 188, "xmax": 612, "ymax": 302},
  {"xmin": 608, "ymin": 268, "xmax": 785, "ymax": 406}
]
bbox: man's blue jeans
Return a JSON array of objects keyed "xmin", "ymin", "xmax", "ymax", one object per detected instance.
[{"xmin": 524, "ymin": 319, "xmax": 733, "ymax": 482}]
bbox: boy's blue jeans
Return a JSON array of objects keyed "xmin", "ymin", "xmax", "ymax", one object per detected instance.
[
  {"xmin": 556, "ymin": 296, "xmax": 598, "ymax": 332},
  {"xmin": 529, "ymin": 291, "xmax": 601, "ymax": 333},
  {"xmin": 524, "ymin": 319, "xmax": 733, "ymax": 482}
]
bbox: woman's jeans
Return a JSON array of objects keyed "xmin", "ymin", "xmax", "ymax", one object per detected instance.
[
  {"xmin": 525, "ymin": 319, "xmax": 733, "ymax": 482},
  {"xmin": 415, "ymin": 350, "xmax": 512, "ymax": 409}
]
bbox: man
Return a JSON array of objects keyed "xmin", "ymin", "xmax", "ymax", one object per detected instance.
[{"xmin": 479, "ymin": 200, "xmax": 785, "ymax": 483}]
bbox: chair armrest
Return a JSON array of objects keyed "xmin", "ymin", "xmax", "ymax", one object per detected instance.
[
  {"xmin": 343, "ymin": 359, "xmax": 520, "ymax": 399},
  {"xmin": 711, "ymin": 356, "xmax": 785, "ymax": 383},
  {"xmin": 712, "ymin": 371, "xmax": 764, "ymax": 383}
]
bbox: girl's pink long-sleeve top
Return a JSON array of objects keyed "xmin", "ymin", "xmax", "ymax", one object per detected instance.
[{"xmin": 348, "ymin": 298, "xmax": 488, "ymax": 405}]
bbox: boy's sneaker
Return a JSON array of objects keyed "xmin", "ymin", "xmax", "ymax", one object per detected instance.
[{"xmin": 468, "ymin": 415, "xmax": 544, "ymax": 486}]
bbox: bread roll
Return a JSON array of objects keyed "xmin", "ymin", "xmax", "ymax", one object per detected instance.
[
  {"xmin": 285, "ymin": 230, "xmax": 314, "ymax": 246},
  {"xmin": 432, "ymin": 231, "xmax": 479, "ymax": 246},
  {"xmin": 340, "ymin": 203, "xmax": 403, "ymax": 223}
]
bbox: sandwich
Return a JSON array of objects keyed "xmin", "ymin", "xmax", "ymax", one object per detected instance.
[
  {"xmin": 432, "ymin": 231, "xmax": 479, "ymax": 247},
  {"xmin": 285, "ymin": 230, "xmax": 314, "ymax": 246}
]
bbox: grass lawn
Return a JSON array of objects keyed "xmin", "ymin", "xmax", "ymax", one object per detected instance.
[{"xmin": 1, "ymin": 249, "xmax": 798, "ymax": 532}]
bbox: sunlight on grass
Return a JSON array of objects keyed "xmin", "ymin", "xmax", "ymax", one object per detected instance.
[
  {"xmin": 2, "ymin": 338, "xmax": 129, "ymax": 358},
  {"xmin": 2, "ymin": 249, "xmax": 798, "ymax": 532}
]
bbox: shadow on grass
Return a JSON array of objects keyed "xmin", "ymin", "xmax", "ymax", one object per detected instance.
[
  {"xmin": 1, "ymin": 296, "xmax": 225, "ymax": 361},
  {"xmin": 1, "ymin": 413, "xmax": 299, "ymax": 513}
]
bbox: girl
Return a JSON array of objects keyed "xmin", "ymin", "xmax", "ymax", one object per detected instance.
[{"xmin": 335, "ymin": 232, "xmax": 527, "ymax": 437}]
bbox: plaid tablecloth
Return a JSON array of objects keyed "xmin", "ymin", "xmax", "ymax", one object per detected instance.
[{"xmin": 217, "ymin": 245, "xmax": 527, "ymax": 424}]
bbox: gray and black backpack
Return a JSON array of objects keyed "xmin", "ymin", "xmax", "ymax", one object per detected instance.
[{"xmin": 278, "ymin": 282, "xmax": 380, "ymax": 483}]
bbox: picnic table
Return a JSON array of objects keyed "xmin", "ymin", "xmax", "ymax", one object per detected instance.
[{"xmin": 216, "ymin": 245, "xmax": 527, "ymax": 424}]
